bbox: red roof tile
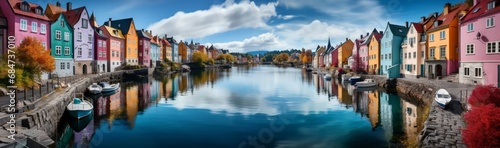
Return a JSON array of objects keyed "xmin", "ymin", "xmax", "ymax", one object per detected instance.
[
  {"xmin": 8, "ymin": 0, "xmax": 50, "ymax": 21},
  {"xmin": 412, "ymin": 23, "xmax": 424, "ymax": 33},
  {"xmin": 429, "ymin": 3, "xmax": 469, "ymax": 32},
  {"xmin": 45, "ymin": 4, "xmax": 67, "ymax": 21},
  {"xmin": 63, "ymin": 7, "xmax": 86, "ymax": 26},
  {"xmin": 462, "ymin": 0, "xmax": 500, "ymax": 24}
]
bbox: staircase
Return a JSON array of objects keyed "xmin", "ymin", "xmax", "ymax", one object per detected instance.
[{"xmin": 444, "ymin": 73, "xmax": 459, "ymax": 83}]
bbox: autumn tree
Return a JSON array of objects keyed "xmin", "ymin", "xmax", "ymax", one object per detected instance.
[
  {"xmin": 463, "ymin": 85, "xmax": 500, "ymax": 147},
  {"xmin": 273, "ymin": 53, "xmax": 289, "ymax": 63},
  {"xmin": 192, "ymin": 51, "xmax": 208, "ymax": 65},
  {"xmin": 351, "ymin": 54, "xmax": 362, "ymax": 72},
  {"xmin": 0, "ymin": 37, "xmax": 55, "ymax": 88},
  {"xmin": 216, "ymin": 54, "xmax": 236, "ymax": 63}
]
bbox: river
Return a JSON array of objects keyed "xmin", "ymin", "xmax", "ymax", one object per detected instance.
[{"xmin": 53, "ymin": 65, "xmax": 424, "ymax": 148}]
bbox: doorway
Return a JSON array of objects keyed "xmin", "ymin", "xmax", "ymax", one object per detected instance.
[
  {"xmin": 421, "ymin": 64, "xmax": 425, "ymax": 77},
  {"xmin": 436, "ymin": 64, "xmax": 443, "ymax": 77},
  {"xmin": 102, "ymin": 64, "xmax": 105, "ymax": 73},
  {"xmin": 83, "ymin": 64, "xmax": 87, "ymax": 74},
  {"xmin": 498, "ymin": 65, "xmax": 500, "ymax": 88}
]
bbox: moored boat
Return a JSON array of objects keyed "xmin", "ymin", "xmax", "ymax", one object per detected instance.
[
  {"xmin": 355, "ymin": 79, "xmax": 377, "ymax": 88},
  {"xmin": 67, "ymin": 94, "xmax": 93, "ymax": 119},
  {"xmin": 435, "ymin": 89, "xmax": 452, "ymax": 109},
  {"xmin": 87, "ymin": 83, "xmax": 102, "ymax": 94},
  {"xmin": 99, "ymin": 82, "xmax": 120, "ymax": 93},
  {"xmin": 349, "ymin": 76, "xmax": 362, "ymax": 85},
  {"xmin": 342, "ymin": 74, "xmax": 351, "ymax": 82},
  {"xmin": 324, "ymin": 74, "xmax": 332, "ymax": 81}
]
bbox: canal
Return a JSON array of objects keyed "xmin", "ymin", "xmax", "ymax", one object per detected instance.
[{"xmin": 53, "ymin": 65, "xmax": 425, "ymax": 148}]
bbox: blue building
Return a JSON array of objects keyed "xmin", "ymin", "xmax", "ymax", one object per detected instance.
[
  {"xmin": 166, "ymin": 37, "xmax": 180, "ymax": 63},
  {"xmin": 380, "ymin": 22, "xmax": 408, "ymax": 78},
  {"xmin": 150, "ymin": 36, "xmax": 160, "ymax": 67}
]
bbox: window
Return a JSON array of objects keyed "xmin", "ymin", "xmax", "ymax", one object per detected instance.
[
  {"xmin": 488, "ymin": 1, "xmax": 496, "ymax": 10},
  {"xmin": 400, "ymin": 53, "xmax": 403, "ymax": 59},
  {"xmin": 429, "ymin": 34, "xmax": 434, "ymax": 42},
  {"xmin": 98, "ymin": 51, "xmax": 102, "ymax": 57},
  {"xmin": 103, "ymin": 42, "xmax": 106, "ymax": 48},
  {"xmin": 103, "ymin": 51, "xmax": 106, "ymax": 57},
  {"xmin": 440, "ymin": 31, "xmax": 446, "ymax": 39},
  {"xmin": 56, "ymin": 31, "xmax": 61, "ymax": 40},
  {"xmin": 56, "ymin": 46, "xmax": 61, "ymax": 55},
  {"xmin": 78, "ymin": 32, "xmax": 82, "ymax": 41},
  {"xmin": 98, "ymin": 40, "xmax": 102, "ymax": 47},
  {"xmin": 467, "ymin": 44, "xmax": 474, "ymax": 54},
  {"xmin": 89, "ymin": 34, "xmax": 93, "ymax": 42},
  {"xmin": 474, "ymin": 67, "xmax": 482, "ymax": 78},
  {"xmin": 468, "ymin": 23, "xmax": 474, "ymax": 32},
  {"xmin": 128, "ymin": 48, "xmax": 131, "ymax": 54},
  {"xmin": 40, "ymin": 24, "xmax": 46, "ymax": 34},
  {"xmin": 60, "ymin": 19, "xmax": 64, "ymax": 27},
  {"xmin": 413, "ymin": 52, "xmax": 416, "ymax": 58},
  {"xmin": 410, "ymin": 27, "xmax": 413, "ymax": 34},
  {"xmin": 41, "ymin": 42, "xmax": 46, "ymax": 49},
  {"xmin": 66, "ymin": 62, "xmax": 70, "ymax": 69},
  {"xmin": 464, "ymin": 67, "xmax": 470, "ymax": 77},
  {"xmin": 487, "ymin": 18, "xmax": 495, "ymax": 28},
  {"xmin": 440, "ymin": 46, "xmax": 446, "ymax": 58},
  {"xmin": 31, "ymin": 22, "xmax": 37, "ymax": 32},
  {"xmin": 88, "ymin": 50, "xmax": 92, "ymax": 58},
  {"xmin": 20, "ymin": 19, "xmax": 27, "ymax": 31},
  {"xmin": 140, "ymin": 40, "xmax": 143, "ymax": 45},
  {"xmin": 20, "ymin": 3, "xmax": 29, "ymax": 11},
  {"xmin": 487, "ymin": 42, "xmax": 500, "ymax": 53},
  {"xmin": 82, "ymin": 19, "xmax": 88, "ymax": 28},
  {"xmin": 405, "ymin": 53, "xmax": 407, "ymax": 59},
  {"xmin": 430, "ymin": 48, "xmax": 435, "ymax": 58},
  {"xmin": 77, "ymin": 48, "xmax": 82, "ymax": 57},
  {"xmin": 389, "ymin": 53, "xmax": 391, "ymax": 59},
  {"xmin": 62, "ymin": 32, "xmax": 68, "ymax": 41},
  {"xmin": 60, "ymin": 62, "xmax": 65, "ymax": 70},
  {"xmin": 112, "ymin": 51, "xmax": 115, "ymax": 57},
  {"xmin": 35, "ymin": 8, "xmax": 42, "ymax": 15},
  {"xmin": 64, "ymin": 47, "xmax": 70, "ymax": 55}
]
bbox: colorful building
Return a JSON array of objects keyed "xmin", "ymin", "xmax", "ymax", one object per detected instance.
[
  {"xmin": 426, "ymin": 3, "xmax": 469, "ymax": 78},
  {"xmin": 350, "ymin": 32, "xmax": 370, "ymax": 71},
  {"xmin": 359, "ymin": 29, "xmax": 380, "ymax": 72},
  {"xmin": 338, "ymin": 39, "xmax": 354, "ymax": 68},
  {"xmin": 0, "ymin": 11, "xmax": 6, "ymax": 55},
  {"xmin": 45, "ymin": 2, "xmax": 73, "ymax": 77},
  {"xmin": 104, "ymin": 18, "xmax": 138, "ymax": 65},
  {"xmin": 137, "ymin": 29, "xmax": 151, "ymax": 67},
  {"xmin": 150, "ymin": 35, "xmax": 160, "ymax": 67},
  {"xmin": 178, "ymin": 40, "xmax": 188, "ymax": 63},
  {"xmin": 161, "ymin": 37, "xmax": 172, "ymax": 62},
  {"xmin": 166, "ymin": 36, "xmax": 179, "ymax": 63},
  {"xmin": 401, "ymin": 23, "xmax": 425, "ymax": 78},
  {"xmin": 63, "ymin": 5, "xmax": 94, "ymax": 75},
  {"xmin": 368, "ymin": 31, "xmax": 383, "ymax": 74},
  {"xmin": 459, "ymin": 0, "xmax": 500, "ymax": 87},
  {"xmin": 100, "ymin": 25, "xmax": 125, "ymax": 72},
  {"xmin": 314, "ymin": 46, "xmax": 326, "ymax": 68},
  {"xmin": 380, "ymin": 22, "xmax": 408, "ymax": 78},
  {"xmin": 93, "ymin": 27, "xmax": 108, "ymax": 73}
]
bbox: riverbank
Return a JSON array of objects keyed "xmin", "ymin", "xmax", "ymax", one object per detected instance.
[{"xmin": 0, "ymin": 68, "xmax": 172, "ymax": 147}]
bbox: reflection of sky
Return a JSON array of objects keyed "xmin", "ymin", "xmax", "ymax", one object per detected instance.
[{"xmin": 162, "ymin": 66, "xmax": 345, "ymax": 116}]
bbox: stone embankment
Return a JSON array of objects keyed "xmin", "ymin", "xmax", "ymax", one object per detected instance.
[{"xmin": 0, "ymin": 68, "xmax": 153, "ymax": 147}]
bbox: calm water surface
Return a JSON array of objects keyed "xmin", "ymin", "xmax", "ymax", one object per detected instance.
[{"xmin": 54, "ymin": 65, "xmax": 423, "ymax": 148}]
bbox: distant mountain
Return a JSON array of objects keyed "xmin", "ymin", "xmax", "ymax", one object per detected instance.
[{"xmin": 246, "ymin": 50, "xmax": 268, "ymax": 56}]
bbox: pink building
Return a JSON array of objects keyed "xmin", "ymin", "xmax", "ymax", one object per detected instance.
[
  {"xmin": 459, "ymin": 0, "xmax": 500, "ymax": 87},
  {"xmin": 331, "ymin": 45, "xmax": 339, "ymax": 67},
  {"xmin": 351, "ymin": 31, "xmax": 371, "ymax": 71},
  {"xmin": 137, "ymin": 29, "xmax": 151, "ymax": 67},
  {"xmin": 0, "ymin": 0, "xmax": 51, "ymax": 50}
]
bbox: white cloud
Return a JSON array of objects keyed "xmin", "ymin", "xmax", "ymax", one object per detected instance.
[
  {"xmin": 277, "ymin": 15, "xmax": 296, "ymax": 20},
  {"xmin": 146, "ymin": 0, "xmax": 278, "ymax": 39},
  {"xmin": 207, "ymin": 32, "xmax": 286, "ymax": 52},
  {"xmin": 110, "ymin": 0, "xmax": 142, "ymax": 14}
]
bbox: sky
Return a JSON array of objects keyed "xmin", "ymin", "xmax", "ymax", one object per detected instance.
[{"xmin": 32, "ymin": 0, "xmax": 464, "ymax": 53}]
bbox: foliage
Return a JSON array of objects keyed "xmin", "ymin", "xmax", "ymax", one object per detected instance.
[
  {"xmin": 273, "ymin": 53, "xmax": 289, "ymax": 63},
  {"xmin": 351, "ymin": 54, "xmax": 361, "ymax": 72},
  {"xmin": 299, "ymin": 48, "xmax": 313, "ymax": 64},
  {"xmin": 216, "ymin": 54, "xmax": 236, "ymax": 63},
  {"xmin": 463, "ymin": 104, "xmax": 500, "ymax": 148},
  {"xmin": 467, "ymin": 85, "xmax": 500, "ymax": 107},
  {"xmin": 192, "ymin": 51, "xmax": 208, "ymax": 64},
  {"xmin": 207, "ymin": 58, "xmax": 215, "ymax": 65},
  {"xmin": 0, "ymin": 37, "xmax": 55, "ymax": 89}
]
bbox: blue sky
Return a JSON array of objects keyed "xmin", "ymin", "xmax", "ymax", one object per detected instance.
[{"xmin": 33, "ymin": 0, "xmax": 464, "ymax": 52}]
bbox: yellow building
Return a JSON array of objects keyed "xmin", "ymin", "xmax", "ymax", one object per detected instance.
[
  {"xmin": 337, "ymin": 39, "xmax": 354, "ymax": 68},
  {"xmin": 126, "ymin": 85, "xmax": 138, "ymax": 128},
  {"xmin": 426, "ymin": 3, "xmax": 469, "ymax": 78},
  {"xmin": 105, "ymin": 18, "xmax": 139, "ymax": 65},
  {"xmin": 368, "ymin": 91, "xmax": 380, "ymax": 128},
  {"xmin": 178, "ymin": 41, "xmax": 188, "ymax": 63},
  {"xmin": 368, "ymin": 31, "xmax": 383, "ymax": 74}
]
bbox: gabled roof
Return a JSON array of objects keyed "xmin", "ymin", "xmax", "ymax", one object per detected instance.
[
  {"xmin": 387, "ymin": 23, "xmax": 408, "ymax": 37},
  {"xmin": 7, "ymin": 0, "xmax": 50, "ymax": 21},
  {"xmin": 361, "ymin": 28, "xmax": 378, "ymax": 45},
  {"xmin": 101, "ymin": 25, "xmax": 125, "ymax": 39},
  {"xmin": 428, "ymin": 3, "xmax": 469, "ymax": 32},
  {"xmin": 63, "ymin": 6, "xmax": 86, "ymax": 26},
  {"xmin": 411, "ymin": 23, "xmax": 424, "ymax": 33},
  {"xmin": 151, "ymin": 36, "xmax": 158, "ymax": 45},
  {"xmin": 103, "ymin": 18, "xmax": 134, "ymax": 34},
  {"xmin": 161, "ymin": 39, "xmax": 171, "ymax": 47},
  {"xmin": 372, "ymin": 30, "xmax": 383, "ymax": 42},
  {"xmin": 136, "ymin": 30, "xmax": 151, "ymax": 39},
  {"xmin": 45, "ymin": 3, "xmax": 67, "ymax": 21},
  {"xmin": 461, "ymin": 0, "xmax": 500, "ymax": 24},
  {"xmin": 94, "ymin": 27, "xmax": 108, "ymax": 39}
]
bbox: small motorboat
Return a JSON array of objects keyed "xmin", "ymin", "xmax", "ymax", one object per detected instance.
[
  {"xmin": 221, "ymin": 65, "xmax": 232, "ymax": 69},
  {"xmin": 355, "ymin": 79, "xmax": 377, "ymax": 88},
  {"xmin": 98, "ymin": 82, "xmax": 120, "ymax": 93},
  {"xmin": 87, "ymin": 83, "xmax": 102, "ymax": 94},
  {"xmin": 356, "ymin": 86, "xmax": 377, "ymax": 92},
  {"xmin": 435, "ymin": 89, "xmax": 452, "ymax": 109},
  {"xmin": 324, "ymin": 74, "xmax": 332, "ymax": 81},
  {"xmin": 67, "ymin": 94, "xmax": 93, "ymax": 119},
  {"xmin": 342, "ymin": 74, "xmax": 351, "ymax": 82},
  {"xmin": 349, "ymin": 76, "xmax": 362, "ymax": 85}
]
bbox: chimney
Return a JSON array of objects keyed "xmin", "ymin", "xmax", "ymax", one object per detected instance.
[
  {"xmin": 149, "ymin": 30, "xmax": 152, "ymax": 35},
  {"xmin": 379, "ymin": 31, "xmax": 383, "ymax": 34},
  {"xmin": 421, "ymin": 16, "xmax": 426, "ymax": 23},
  {"xmin": 346, "ymin": 38, "xmax": 348, "ymax": 41},
  {"xmin": 164, "ymin": 34, "xmax": 167, "ymax": 39},
  {"xmin": 434, "ymin": 12, "xmax": 438, "ymax": 18},
  {"xmin": 405, "ymin": 21, "xmax": 409, "ymax": 28},
  {"xmin": 141, "ymin": 29, "xmax": 144, "ymax": 32},
  {"xmin": 108, "ymin": 18, "xmax": 112, "ymax": 27},
  {"xmin": 66, "ymin": 2, "xmax": 72, "ymax": 11},
  {"xmin": 56, "ymin": 1, "xmax": 61, "ymax": 7},
  {"xmin": 360, "ymin": 34, "xmax": 363, "ymax": 39},
  {"xmin": 366, "ymin": 32, "xmax": 369, "ymax": 37},
  {"xmin": 444, "ymin": 3, "xmax": 451, "ymax": 15}
]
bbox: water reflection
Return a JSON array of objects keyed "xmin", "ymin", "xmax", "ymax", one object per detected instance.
[{"xmin": 54, "ymin": 65, "xmax": 422, "ymax": 148}]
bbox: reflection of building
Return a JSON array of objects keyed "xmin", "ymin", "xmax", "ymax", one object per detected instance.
[
  {"xmin": 368, "ymin": 91, "xmax": 380, "ymax": 129},
  {"xmin": 95, "ymin": 96, "xmax": 107, "ymax": 117},
  {"xmin": 73, "ymin": 118, "xmax": 94, "ymax": 147},
  {"xmin": 138, "ymin": 78, "xmax": 150, "ymax": 111},
  {"xmin": 354, "ymin": 91, "xmax": 369, "ymax": 117},
  {"xmin": 179, "ymin": 74, "xmax": 188, "ymax": 94},
  {"xmin": 108, "ymin": 89, "xmax": 123, "ymax": 129},
  {"xmin": 402, "ymin": 99, "xmax": 418, "ymax": 143},
  {"xmin": 126, "ymin": 85, "xmax": 138, "ymax": 128},
  {"xmin": 337, "ymin": 84, "xmax": 352, "ymax": 107},
  {"xmin": 171, "ymin": 75, "xmax": 179, "ymax": 99},
  {"xmin": 150, "ymin": 78, "xmax": 160, "ymax": 103},
  {"xmin": 379, "ymin": 91, "xmax": 403, "ymax": 141}
]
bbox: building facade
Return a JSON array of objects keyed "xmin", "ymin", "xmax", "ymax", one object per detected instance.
[
  {"xmin": 100, "ymin": 25, "xmax": 124, "ymax": 72},
  {"xmin": 63, "ymin": 6, "xmax": 94, "ymax": 75},
  {"xmin": 380, "ymin": 22, "xmax": 408, "ymax": 78},
  {"xmin": 104, "ymin": 18, "xmax": 138, "ymax": 65},
  {"xmin": 94, "ymin": 27, "xmax": 108, "ymax": 73},
  {"xmin": 45, "ymin": 3, "xmax": 73, "ymax": 77},
  {"xmin": 401, "ymin": 23, "xmax": 426, "ymax": 78},
  {"xmin": 368, "ymin": 31, "xmax": 383, "ymax": 74},
  {"xmin": 137, "ymin": 29, "xmax": 151, "ymax": 67}
]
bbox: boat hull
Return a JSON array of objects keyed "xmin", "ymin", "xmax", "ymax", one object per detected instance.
[
  {"xmin": 350, "ymin": 78, "xmax": 362, "ymax": 85},
  {"xmin": 68, "ymin": 110, "xmax": 92, "ymax": 119},
  {"xmin": 88, "ymin": 89, "xmax": 101, "ymax": 94}
]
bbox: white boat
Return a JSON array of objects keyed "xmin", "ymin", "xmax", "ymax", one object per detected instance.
[
  {"xmin": 98, "ymin": 82, "xmax": 120, "ymax": 93},
  {"xmin": 342, "ymin": 74, "xmax": 351, "ymax": 81},
  {"xmin": 435, "ymin": 89, "xmax": 452, "ymax": 109},
  {"xmin": 87, "ymin": 83, "xmax": 102, "ymax": 94},
  {"xmin": 67, "ymin": 93, "xmax": 93, "ymax": 119},
  {"xmin": 355, "ymin": 79, "xmax": 377, "ymax": 88},
  {"xmin": 324, "ymin": 74, "xmax": 332, "ymax": 81}
]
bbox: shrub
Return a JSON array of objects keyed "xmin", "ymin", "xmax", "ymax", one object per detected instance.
[
  {"xmin": 463, "ymin": 104, "xmax": 500, "ymax": 148},
  {"xmin": 207, "ymin": 58, "xmax": 215, "ymax": 65},
  {"xmin": 467, "ymin": 85, "xmax": 500, "ymax": 107}
]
